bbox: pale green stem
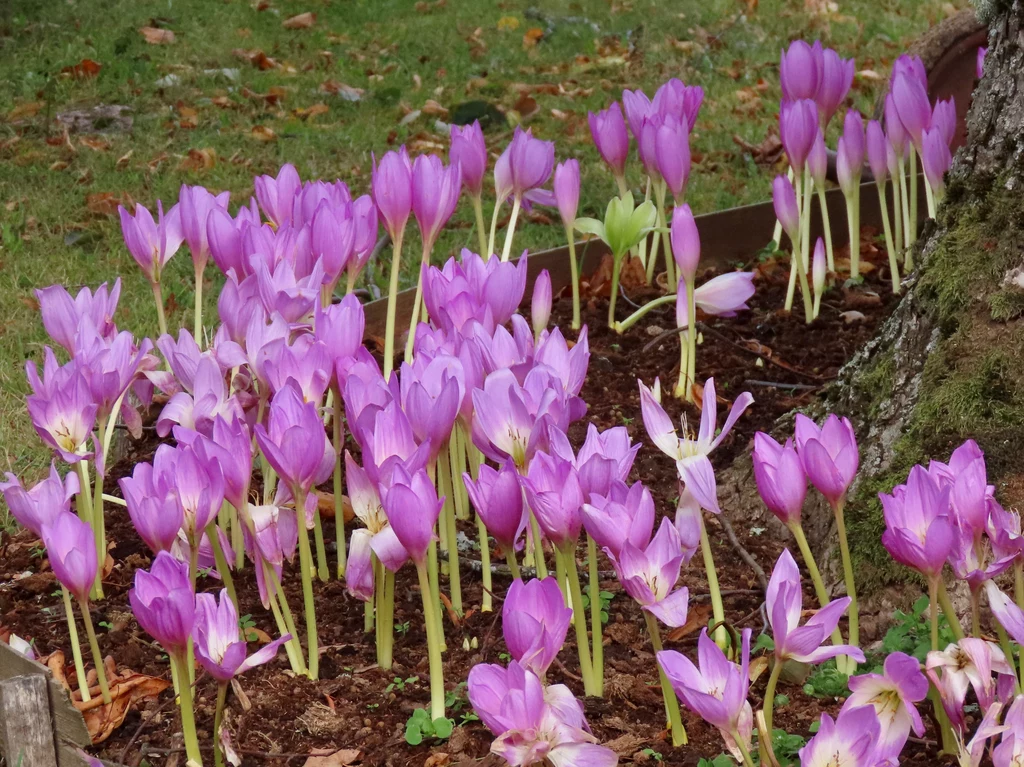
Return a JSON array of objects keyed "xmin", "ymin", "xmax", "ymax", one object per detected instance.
[
  {"xmin": 898, "ymin": 155, "xmax": 913, "ymax": 269},
  {"xmin": 698, "ymin": 513, "xmax": 727, "ymax": 649},
  {"xmin": 439, "ymin": 443, "xmax": 462, "ymax": 616},
  {"xmin": 908, "ymin": 150, "xmax": 918, "ymax": 250},
  {"xmin": 566, "ymin": 231, "xmax": 581, "ymax": 331},
  {"xmin": 789, "ymin": 523, "xmax": 848, "ymax": 673},
  {"xmin": 996, "ymin": 623, "xmax": 1021, "ymax": 693},
  {"xmin": 845, "ymin": 194, "xmax": 859, "ymax": 280},
  {"xmin": 615, "ymin": 293, "xmax": 677, "ymax": 334},
  {"xmin": 587, "ymin": 535, "xmax": 603, "ymax": 695},
  {"xmin": 607, "ymin": 256, "xmax": 622, "ymax": 329},
  {"xmin": 294, "ymin": 490, "xmax": 320, "ymax": 679},
  {"xmin": 477, "ymin": 515, "xmax": 493, "ymax": 612},
  {"xmin": 815, "ymin": 186, "xmax": 835, "ymax": 272},
  {"xmin": 471, "ymin": 194, "xmax": 488, "ymax": 257},
  {"xmin": 101, "ymin": 493, "xmax": 126, "ymax": 507},
  {"xmin": 194, "ymin": 263, "xmax": 204, "ymax": 344},
  {"xmin": 332, "ymin": 404, "xmax": 347, "ymax": 578},
  {"xmin": 213, "ymin": 682, "xmax": 228, "ymax": 767},
  {"xmin": 500, "ymin": 196, "xmax": 522, "ymax": 262},
  {"xmin": 378, "ymin": 568, "xmax": 395, "ymax": 669},
  {"xmin": 346, "ymin": 270, "xmax": 357, "ymax": 294},
  {"xmin": 685, "ymin": 278, "xmax": 697, "ymax": 401},
  {"xmin": 760, "ymin": 659, "xmax": 784, "ymax": 765},
  {"xmin": 449, "ymin": 433, "xmax": 468, "ymax": 522},
  {"xmin": 644, "ymin": 180, "xmax": 662, "ymax": 284},
  {"xmin": 77, "ymin": 599, "xmax": 111, "ymax": 704},
  {"xmin": 505, "ymin": 550, "xmax": 522, "ymax": 580},
  {"xmin": 645, "ymin": 612, "xmax": 686, "ymax": 746},
  {"xmin": 654, "ymin": 182, "xmax": 674, "ymax": 288},
  {"xmin": 90, "ymin": 419, "xmax": 106, "ymax": 601},
  {"xmin": 893, "ymin": 164, "xmax": 905, "ymax": 256},
  {"xmin": 554, "ymin": 551, "xmax": 569, "ymax": 609},
  {"xmin": 929, "ymin": 578, "xmax": 940, "ymax": 652},
  {"xmin": 416, "ymin": 560, "xmax": 446, "ymax": 721},
  {"xmin": 783, "ymin": 168, "xmax": 803, "ymax": 312},
  {"xmin": 427, "ymin": 537, "xmax": 446, "ymax": 652},
  {"xmin": 877, "ymin": 183, "xmax": 900, "ymax": 293},
  {"xmin": 231, "ymin": 505, "xmax": 244, "ymax": 572},
  {"xmin": 937, "ymin": 581, "xmax": 965, "ymax": 641},
  {"xmin": 264, "ymin": 564, "xmax": 306, "ymax": 675},
  {"xmin": 152, "ymin": 280, "xmax": 168, "ymax": 338},
  {"xmin": 487, "ymin": 197, "xmax": 503, "ymax": 258},
  {"xmin": 1015, "ymin": 561, "xmax": 1024, "ymax": 610},
  {"xmin": 205, "ymin": 523, "xmax": 238, "ymax": 613},
  {"xmin": 559, "ymin": 547, "xmax": 599, "ymax": 697},
  {"xmin": 735, "ymin": 736, "xmax": 757, "ymax": 767},
  {"xmin": 268, "ymin": 587, "xmax": 303, "ymax": 674},
  {"xmin": 311, "ymin": 505, "xmax": 330, "ymax": 583},
  {"xmin": 366, "ymin": 556, "xmax": 378, "ymax": 635},
  {"xmin": 924, "ymin": 177, "xmax": 937, "ymax": 219},
  {"xmin": 796, "ymin": 171, "xmax": 814, "ymax": 323},
  {"xmin": 832, "ymin": 499, "xmax": 859, "ymax": 656},
  {"xmin": 61, "ymin": 587, "xmax": 91, "ymax": 703},
  {"xmin": 526, "ymin": 508, "xmax": 549, "ymax": 579},
  {"xmin": 615, "ymin": 174, "xmax": 629, "ymax": 199},
  {"xmin": 382, "ymin": 233, "xmax": 404, "ymax": 382},
  {"xmin": 170, "ymin": 654, "xmax": 204, "ymax": 767},
  {"xmin": 405, "ymin": 244, "xmax": 431, "ymax": 362}
]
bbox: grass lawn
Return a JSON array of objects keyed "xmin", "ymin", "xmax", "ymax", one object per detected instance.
[{"xmin": 0, "ymin": 0, "xmax": 966, "ymax": 497}]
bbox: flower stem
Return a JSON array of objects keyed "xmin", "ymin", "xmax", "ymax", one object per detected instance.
[
  {"xmin": 674, "ymin": 280, "xmax": 696, "ymax": 401},
  {"xmin": 416, "ymin": 560, "xmax": 446, "ymax": 721},
  {"xmin": 615, "ymin": 294, "xmax": 677, "ymax": 334},
  {"xmin": 205, "ymin": 523, "xmax": 238, "ymax": 612},
  {"xmin": 784, "ymin": 170, "xmax": 803, "ymax": 312},
  {"xmin": 268, "ymin": 587, "xmax": 302, "ymax": 674},
  {"xmin": 505, "ymin": 550, "xmax": 522, "ymax": 580},
  {"xmin": 194, "ymin": 263, "xmax": 205, "ymax": 344},
  {"xmin": 264, "ymin": 564, "xmax": 306, "ymax": 674},
  {"xmin": 213, "ymin": 682, "xmax": 228, "ymax": 767},
  {"xmin": 366, "ymin": 556, "xmax": 378, "ymax": 635},
  {"xmin": 877, "ymin": 183, "xmax": 900, "ymax": 293},
  {"xmin": 645, "ymin": 612, "xmax": 686, "ymax": 746},
  {"xmin": 735, "ymin": 736, "xmax": 757, "ymax": 767},
  {"xmin": 893, "ymin": 164, "xmax": 905, "ymax": 257},
  {"xmin": 607, "ymin": 256, "xmax": 622, "ymax": 329},
  {"xmin": 928, "ymin": 578, "xmax": 940, "ymax": 652},
  {"xmin": 294, "ymin": 491, "xmax": 320, "ymax": 680},
  {"xmin": 559, "ymin": 547, "xmax": 598, "ymax": 697},
  {"xmin": 500, "ymin": 196, "xmax": 522, "ymax": 262},
  {"xmin": 405, "ymin": 246, "xmax": 430, "ymax": 362},
  {"xmin": 937, "ymin": 581, "xmax": 965, "ymax": 641},
  {"xmin": 450, "ymin": 432, "xmax": 468, "ymax": 522},
  {"xmin": 170, "ymin": 654, "xmax": 204, "ymax": 767},
  {"xmin": 311, "ymin": 505, "xmax": 330, "ymax": 583},
  {"xmin": 152, "ymin": 280, "xmax": 168, "ymax": 337},
  {"xmin": 908, "ymin": 150, "xmax": 918, "ymax": 251},
  {"xmin": 382, "ymin": 233, "xmax": 404, "ymax": 382},
  {"xmin": 427, "ymin": 538, "xmax": 446, "ymax": 652},
  {"xmin": 832, "ymin": 500, "xmax": 859, "ymax": 657},
  {"xmin": 587, "ymin": 535, "xmax": 603, "ymax": 695},
  {"xmin": 789, "ymin": 523, "xmax": 848, "ymax": 673},
  {"xmin": 1015, "ymin": 561, "xmax": 1024, "ymax": 610},
  {"xmin": 379, "ymin": 568, "xmax": 395, "ymax": 669},
  {"xmin": 90, "ymin": 430, "xmax": 106, "ymax": 601},
  {"xmin": 698, "ymin": 513, "xmax": 727, "ymax": 650},
  {"xmin": 77, "ymin": 599, "xmax": 111, "ymax": 704},
  {"xmin": 61, "ymin": 587, "xmax": 91, "ymax": 704},
  {"xmin": 797, "ymin": 171, "xmax": 814, "ymax": 323},
  {"xmin": 815, "ymin": 186, "xmax": 835, "ymax": 272},
  {"xmin": 477, "ymin": 515, "xmax": 493, "ymax": 612},
  {"xmin": 438, "ymin": 443, "xmax": 462, "ymax": 616},
  {"xmin": 487, "ymin": 197, "xmax": 502, "ymax": 258},
  {"xmin": 332, "ymin": 402, "xmax": 347, "ymax": 577},
  {"xmin": 526, "ymin": 509, "xmax": 549, "ymax": 579},
  {"xmin": 996, "ymin": 622, "xmax": 1021, "ymax": 693},
  {"xmin": 760, "ymin": 658, "xmax": 784, "ymax": 764},
  {"xmin": 471, "ymin": 194, "xmax": 488, "ymax": 257},
  {"xmin": 770, "ymin": 165, "xmax": 794, "ymax": 252},
  {"xmin": 566, "ymin": 230, "xmax": 581, "ymax": 331}
]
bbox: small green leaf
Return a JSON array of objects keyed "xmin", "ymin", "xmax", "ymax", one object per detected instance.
[
  {"xmin": 405, "ymin": 725, "xmax": 423, "ymax": 746},
  {"xmin": 573, "ymin": 217, "xmax": 605, "ymax": 237},
  {"xmin": 432, "ymin": 717, "xmax": 454, "ymax": 739}
]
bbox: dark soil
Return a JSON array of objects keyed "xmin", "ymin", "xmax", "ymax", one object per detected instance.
[{"xmin": 0, "ymin": 230, "xmax": 952, "ymax": 766}]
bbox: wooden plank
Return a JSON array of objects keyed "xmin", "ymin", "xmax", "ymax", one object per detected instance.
[{"xmin": 0, "ymin": 674, "xmax": 59, "ymax": 767}]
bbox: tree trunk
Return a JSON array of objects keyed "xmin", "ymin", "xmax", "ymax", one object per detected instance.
[{"xmin": 720, "ymin": 1, "xmax": 1024, "ymax": 626}]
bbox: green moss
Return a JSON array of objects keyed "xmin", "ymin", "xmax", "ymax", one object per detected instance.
[
  {"xmin": 856, "ymin": 354, "xmax": 896, "ymax": 421},
  {"xmin": 990, "ymin": 287, "xmax": 1024, "ymax": 322}
]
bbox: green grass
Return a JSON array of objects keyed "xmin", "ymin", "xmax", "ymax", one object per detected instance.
[{"xmin": 0, "ymin": 0, "xmax": 966, "ymax": 498}]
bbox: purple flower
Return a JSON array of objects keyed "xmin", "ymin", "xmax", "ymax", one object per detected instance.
[
  {"xmin": 752, "ymin": 433, "xmax": 806, "ymax": 526},
  {"xmin": 254, "ymin": 382, "xmax": 332, "ymax": 500},
  {"xmin": 450, "ymin": 121, "xmax": 487, "ymax": 197},
  {"xmin": 532, "ymin": 270, "xmax": 552, "ymax": 338},
  {"xmin": 254, "ymin": 163, "xmax": 301, "ymax": 228},
  {"xmin": 780, "ymin": 40, "xmax": 823, "ymax": 102},
  {"xmin": 41, "ymin": 512, "xmax": 97, "ymax": 602},
  {"xmin": 921, "ymin": 126, "xmax": 952, "ymax": 198},
  {"xmin": 206, "ymin": 199, "xmax": 259, "ymax": 279},
  {"xmin": 588, "ymin": 103, "xmax": 630, "ymax": 179},
  {"xmin": 931, "ymin": 98, "xmax": 957, "ymax": 147},
  {"xmin": 347, "ymin": 194, "xmax": 379, "ymax": 285},
  {"xmin": 371, "ymin": 147, "xmax": 413, "ymax": 241},
  {"xmin": 794, "ymin": 413, "xmax": 859, "ymax": 507},
  {"xmin": 179, "ymin": 184, "xmax": 230, "ymax": 271},
  {"xmin": 36, "ymin": 280, "xmax": 121, "ymax": 355},
  {"xmin": 157, "ymin": 356, "xmax": 244, "ymax": 438},
  {"xmin": 0, "ymin": 463, "xmax": 79, "ymax": 537},
  {"xmin": 621, "ymin": 88, "xmax": 652, "ymax": 140},
  {"xmin": 986, "ymin": 581, "xmax": 1024, "ymax": 649},
  {"xmin": 639, "ymin": 377, "xmax": 753, "ymax": 514},
  {"xmin": 521, "ymin": 450, "xmax": 584, "ymax": 550},
  {"xmin": 362, "ymin": 401, "xmax": 431, "ymax": 488},
  {"xmin": 553, "ymin": 160, "xmax": 580, "ymax": 229},
  {"xmin": 654, "ymin": 116, "xmax": 691, "ymax": 202},
  {"xmin": 581, "ymin": 480, "xmax": 654, "ymax": 560},
  {"xmin": 193, "ymin": 589, "xmax": 290, "ymax": 682},
  {"xmin": 891, "ymin": 71, "xmax": 932, "ymax": 148},
  {"xmin": 613, "ymin": 517, "xmax": 690, "ymax": 627},
  {"xmin": 658, "ymin": 629, "xmax": 753, "ymax": 761},
  {"xmin": 814, "ymin": 48, "xmax": 855, "ymax": 128},
  {"xmin": 866, "ymin": 119, "xmax": 891, "ymax": 183},
  {"xmin": 399, "ymin": 355, "xmax": 462, "ymax": 454},
  {"xmin": 26, "ymin": 354, "xmax": 97, "ymax": 464},
  {"xmin": 572, "ymin": 424, "xmax": 639, "ymax": 501},
  {"xmin": 310, "ymin": 202, "xmax": 355, "ymax": 285},
  {"xmin": 412, "ymin": 153, "xmax": 462, "ymax": 251},
  {"xmin": 652, "ymin": 78, "xmax": 704, "ymax": 131},
  {"xmin": 472, "ymin": 367, "xmax": 564, "ymax": 469},
  {"xmin": 118, "ymin": 201, "xmax": 184, "ymax": 283},
  {"xmin": 74, "ymin": 325, "xmax": 155, "ymax": 423},
  {"xmin": 879, "ymin": 464, "xmax": 954, "ymax": 581},
  {"xmin": 841, "ymin": 651, "xmax": 927, "ymax": 761},
  {"xmin": 772, "ymin": 174, "xmax": 800, "ymax": 243},
  {"xmin": 767, "ymin": 549, "xmax": 864, "ymax": 665},
  {"xmin": 670, "ymin": 203, "xmax": 700, "ymax": 284},
  {"xmin": 799, "ymin": 706, "xmax": 880, "ymax": 767},
  {"xmin": 926, "ymin": 638, "xmax": 1013, "ymax": 727},
  {"xmin": 253, "ymin": 256, "xmax": 323, "ymax": 324},
  {"xmin": 836, "ymin": 135, "xmax": 859, "ymax": 198},
  {"xmin": 382, "ymin": 465, "xmax": 442, "ymax": 565},
  {"xmin": 245, "ymin": 503, "xmax": 298, "ymax": 607},
  {"xmin": 464, "ymin": 459, "xmax": 528, "ymax": 553},
  {"xmin": 503, "ymin": 577, "xmax": 572, "ymax": 675},
  {"xmin": 842, "ymin": 109, "xmax": 865, "ymax": 169},
  {"xmin": 262, "ymin": 334, "xmax": 332, "ymax": 403},
  {"xmin": 993, "ymin": 691, "xmax": 1024, "ymax": 767},
  {"xmin": 129, "ymin": 551, "xmax": 196, "ymax": 655},
  {"xmin": 173, "ymin": 443, "xmax": 226, "ymax": 537},
  {"xmin": 780, "ymin": 99, "xmax": 819, "ymax": 172},
  {"xmin": 424, "ymin": 250, "xmax": 528, "ymax": 333},
  {"xmin": 507, "ymin": 127, "xmax": 555, "ymax": 200},
  {"xmin": 346, "ymin": 528, "xmax": 376, "ymax": 601},
  {"xmin": 315, "ymin": 293, "xmax": 365, "ymax": 371},
  {"xmin": 119, "ymin": 446, "xmax": 186, "ymax": 553},
  {"xmin": 884, "ymin": 93, "xmax": 909, "ymax": 159},
  {"xmin": 467, "ymin": 661, "xmax": 616, "ymax": 767},
  {"xmin": 807, "ymin": 129, "xmax": 827, "ymax": 187}
]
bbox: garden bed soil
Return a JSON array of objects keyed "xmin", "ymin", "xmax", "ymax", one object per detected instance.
[{"xmin": 0, "ymin": 231, "xmax": 952, "ymax": 766}]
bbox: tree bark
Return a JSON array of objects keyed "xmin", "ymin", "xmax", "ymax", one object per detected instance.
[{"xmin": 720, "ymin": 1, "xmax": 1024, "ymax": 625}]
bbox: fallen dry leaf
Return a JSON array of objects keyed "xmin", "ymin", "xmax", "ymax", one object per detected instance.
[
  {"xmin": 421, "ymin": 99, "xmax": 448, "ymax": 117},
  {"xmin": 234, "ymin": 48, "xmax": 279, "ymax": 70},
  {"xmin": 512, "ymin": 94, "xmax": 538, "ymax": 120},
  {"xmin": 665, "ymin": 603, "xmax": 712, "ymax": 642},
  {"xmin": 78, "ymin": 136, "xmax": 110, "ymax": 152},
  {"xmin": 314, "ymin": 491, "xmax": 355, "ymax": 523},
  {"xmin": 283, "ymin": 12, "xmax": 315, "ymax": 29},
  {"xmin": 320, "ymin": 80, "xmax": 364, "ymax": 101},
  {"xmin": 79, "ymin": 671, "xmax": 171, "ymax": 743},
  {"xmin": 303, "ymin": 748, "xmax": 362, "ymax": 767},
  {"xmin": 9, "ymin": 101, "xmax": 44, "ymax": 120},
  {"xmin": 522, "ymin": 27, "xmax": 544, "ymax": 49},
  {"xmin": 732, "ymin": 132, "xmax": 783, "ymax": 166},
  {"xmin": 497, "ymin": 15, "xmax": 520, "ymax": 31},
  {"xmin": 178, "ymin": 147, "xmax": 217, "ymax": 171},
  {"xmin": 293, "ymin": 103, "xmax": 330, "ymax": 120},
  {"xmin": 86, "ymin": 192, "xmax": 127, "ymax": 216},
  {"xmin": 139, "ymin": 26, "xmax": 176, "ymax": 45},
  {"xmin": 115, "ymin": 149, "xmax": 134, "ymax": 169},
  {"xmin": 61, "ymin": 59, "xmax": 102, "ymax": 79},
  {"xmin": 250, "ymin": 125, "xmax": 277, "ymax": 142}
]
